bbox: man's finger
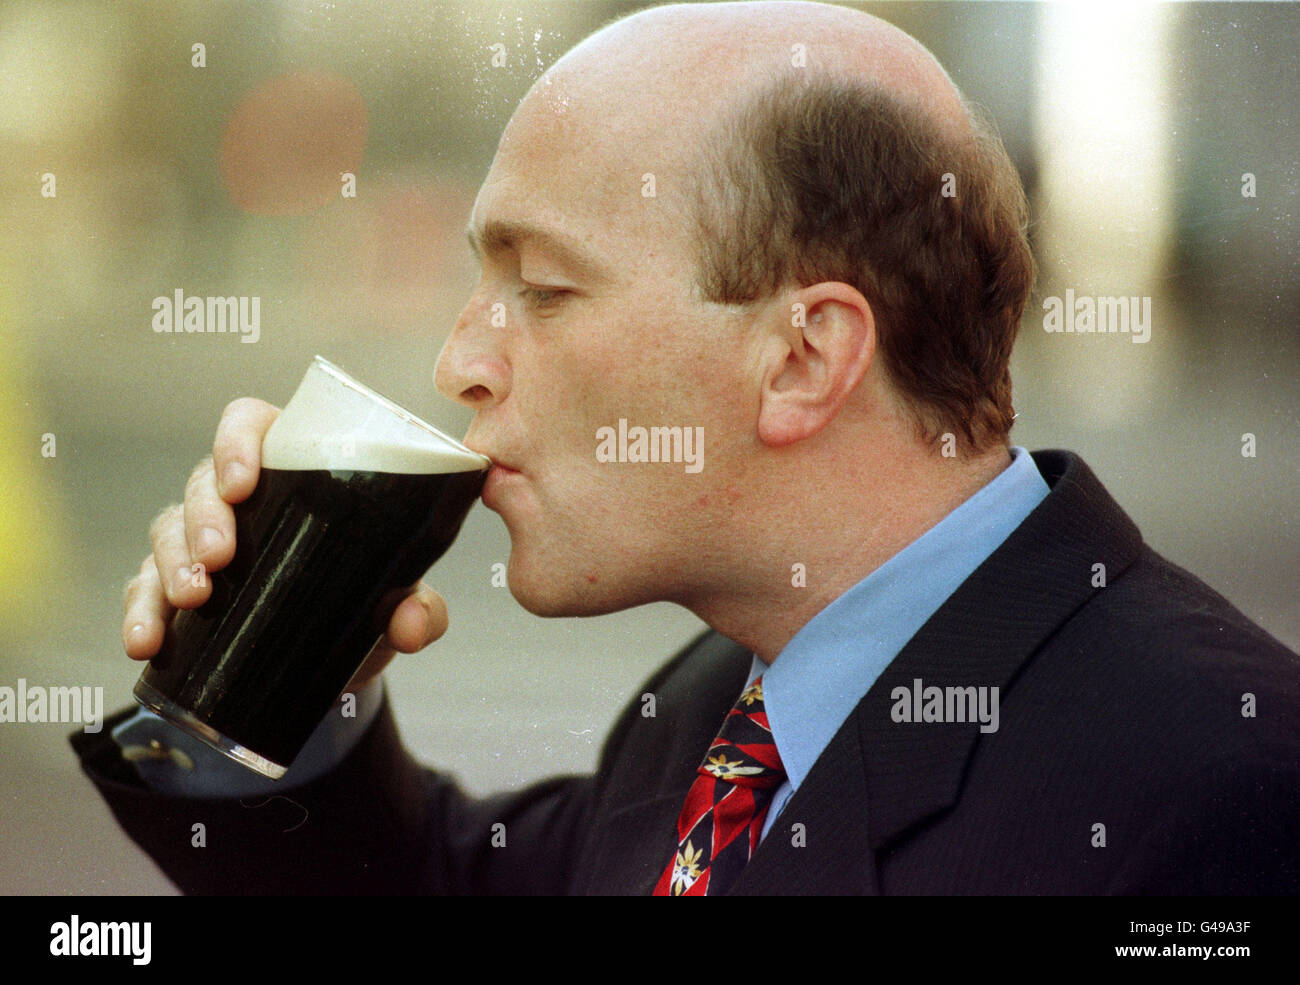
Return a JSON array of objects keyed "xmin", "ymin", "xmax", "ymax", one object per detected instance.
[
  {"xmin": 122, "ymin": 555, "xmax": 175, "ymax": 659},
  {"xmin": 384, "ymin": 586, "xmax": 449, "ymax": 654},
  {"xmin": 148, "ymin": 504, "xmax": 209, "ymax": 607},
  {"xmin": 345, "ymin": 588, "xmax": 449, "ymax": 691},
  {"xmin": 213, "ymin": 397, "xmax": 280, "ymax": 503},
  {"xmin": 183, "ymin": 457, "xmax": 237, "ymax": 571}
]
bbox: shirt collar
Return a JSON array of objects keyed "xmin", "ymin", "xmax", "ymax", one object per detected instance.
[{"xmin": 752, "ymin": 446, "xmax": 1050, "ymax": 791}]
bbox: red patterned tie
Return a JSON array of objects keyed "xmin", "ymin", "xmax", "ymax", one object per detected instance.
[{"xmin": 653, "ymin": 675, "xmax": 786, "ymax": 896}]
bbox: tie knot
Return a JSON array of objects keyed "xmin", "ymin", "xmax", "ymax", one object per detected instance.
[{"xmin": 699, "ymin": 676, "xmax": 785, "ymax": 789}]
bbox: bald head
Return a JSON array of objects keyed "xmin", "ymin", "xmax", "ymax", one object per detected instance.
[
  {"xmin": 496, "ymin": 1, "xmax": 973, "ymax": 224},
  {"xmin": 543, "ymin": 1, "xmax": 970, "ymax": 141}
]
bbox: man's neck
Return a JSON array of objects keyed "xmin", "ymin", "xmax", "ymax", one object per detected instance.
[{"xmin": 688, "ymin": 443, "xmax": 1015, "ymax": 664}]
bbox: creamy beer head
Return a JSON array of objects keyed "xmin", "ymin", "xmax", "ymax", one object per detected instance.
[{"xmin": 261, "ymin": 356, "xmax": 489, "ymax": 474}]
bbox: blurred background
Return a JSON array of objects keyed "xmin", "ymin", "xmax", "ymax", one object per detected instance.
[{"xmin": 0, "ymin": 0, "xmax": 1295, "ymax": 894}]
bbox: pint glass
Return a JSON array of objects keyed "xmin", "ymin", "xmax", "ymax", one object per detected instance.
[{"xmin": 134, "ymin": 356, "xmax": 489, "ymax": 778}]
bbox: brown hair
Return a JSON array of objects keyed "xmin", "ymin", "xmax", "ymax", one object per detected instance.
[{"xmin": 692, "ymin": 74, "xmax": 1035, "ymax": 453}]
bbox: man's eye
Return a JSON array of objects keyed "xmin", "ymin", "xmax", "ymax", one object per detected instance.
[{"xmin": 519, "ymin": 286, "xmax": 566, "ymax": 308}]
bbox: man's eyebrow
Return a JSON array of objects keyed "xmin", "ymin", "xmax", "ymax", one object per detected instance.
[{"xmin": 465, "ymin": 219, "xmax": 606, "ymax": 281}]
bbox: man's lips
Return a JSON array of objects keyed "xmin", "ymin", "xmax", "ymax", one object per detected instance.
[
  {"xmin": 463, "ymin": 439, "xmax": 519, "ymax": 472},
  {"xmin": 477, "ymin": 450, "xmax": 522, "ymax": 474},
  {"xmin": 481, "ymin": 460, "xmax": 522, "ymax": 508}
]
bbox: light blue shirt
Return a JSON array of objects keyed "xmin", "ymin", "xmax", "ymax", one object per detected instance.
[{"xmin": 754, "ymin": 445, "xmax": 1049, "ymax": 840}]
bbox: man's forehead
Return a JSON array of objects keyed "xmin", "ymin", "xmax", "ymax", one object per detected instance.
[
  {"xmin": 531, "ymin": 2, "xmax": 968, "ymax": 140},
  {"xmin": 470, "ymin": 89, "xmax": 698, "ymax": 272}
]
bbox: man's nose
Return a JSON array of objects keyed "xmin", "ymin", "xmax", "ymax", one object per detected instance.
[{"xmin": 434, "ymin": 294, "xmax": 509, "ymax": 410}]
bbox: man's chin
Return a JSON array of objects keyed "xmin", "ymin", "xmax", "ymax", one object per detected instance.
[{"xmin": 506, "ymin": 568, "xmax": 638, "ymax": 619}]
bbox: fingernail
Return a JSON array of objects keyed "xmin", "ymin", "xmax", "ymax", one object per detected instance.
[
  {"xmin": 126, "ymin": 623, "xmax": 147, "ymax": 647},
  {"xmin": 222, "ymin": 462, "xmax": 250, "ymax": 495},
  {"xmin": 175, "ymin": 565, "xmax": 194, "ymax": 592},
  {"xmin": 196, "ymin": 526, "xmax": 223, "ymax": 555}
]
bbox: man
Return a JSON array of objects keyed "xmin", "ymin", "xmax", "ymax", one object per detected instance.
[{"xmin": 77, "ymin": 1, "xmax": 1298, "ymax": 894}]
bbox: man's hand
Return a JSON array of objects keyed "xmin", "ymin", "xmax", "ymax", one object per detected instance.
[{"xmin": 121, "ymin": 397, "xmax": 449, "ymax": 690}]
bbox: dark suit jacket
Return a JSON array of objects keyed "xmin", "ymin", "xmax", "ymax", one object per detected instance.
[{"xmin": 72, "ymin": 450, "xmax": 1300, "ymax": 894}]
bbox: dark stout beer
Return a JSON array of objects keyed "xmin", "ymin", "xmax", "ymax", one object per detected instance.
[{"xmin": 135, "ymin": 357, "xmax": 489, "ymax": 777}]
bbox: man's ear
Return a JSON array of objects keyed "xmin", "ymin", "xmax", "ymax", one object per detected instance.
[{"xmin": 756, "ymin": 282, "xmax": 876, "ymax": 447}]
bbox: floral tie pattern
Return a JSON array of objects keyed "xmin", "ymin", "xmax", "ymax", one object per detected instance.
[{"xmin": 653, "ymin": 675, "xmax": 786, "ymax": 896}]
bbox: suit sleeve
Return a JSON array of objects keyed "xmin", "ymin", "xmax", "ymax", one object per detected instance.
[{"xmin": 70, "ymin": 695, "xmax": 599, "ymax": 895}]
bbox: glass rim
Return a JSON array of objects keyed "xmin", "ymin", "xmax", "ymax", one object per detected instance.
[{"xmin": 309, "ymin": 354, "xmax": 486, "ymax": 463}]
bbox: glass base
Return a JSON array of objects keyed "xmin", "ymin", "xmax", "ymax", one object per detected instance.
[{"xmin": 133, "ymin": 678, "xmax": 288, "ymax": 780}]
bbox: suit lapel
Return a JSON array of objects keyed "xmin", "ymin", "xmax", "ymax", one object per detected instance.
[
  {"xmin": 862, "ymin": 451, "xmax": 1142, "ymax": 851},
  {"xmin": 585, "ymin": 794, "xmax": 695, "ymax": 895},
  {"xmin": 731, "ymin": 710, "xmax": 878, "ymax": 894},
  {"xmin": 579, "ymin": 633, "xmax": 752, "ymax": 894}
]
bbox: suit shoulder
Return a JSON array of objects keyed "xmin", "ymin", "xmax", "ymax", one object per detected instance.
[
  {"xmin": 1005, "ymin": 541, "xmax": 1299, "ymax": 773},
  {"xmin": 1066, "ymin": 543, "xmax": 1299, "ymax": 691}
]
